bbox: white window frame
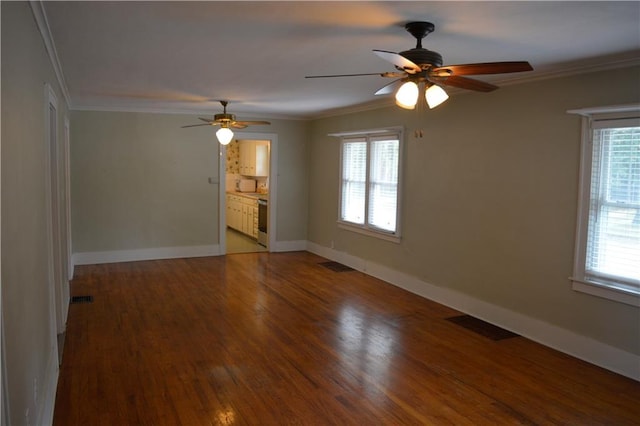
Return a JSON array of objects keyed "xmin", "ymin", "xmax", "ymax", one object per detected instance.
[
  {"xmin": 568, "ymin": 104, "xmax": 640, "ymax": 307},
  {"xmin": 333, "ymin": 127, "xmax": 403, "ymax": 242}
]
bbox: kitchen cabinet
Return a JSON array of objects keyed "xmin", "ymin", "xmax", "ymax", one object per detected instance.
[
  {"xmin": 243, "ymin": 205, "xmax": 258, "ymax": 238},
  {"xmin": 239, "ymin": 140, "xmax": 268, "ymax": 176},
  {"xmin": 226, "ymin": 194, "xmax": 243, "ymax": 231},
  {"xmin": 252, "ymin": 206, "xmax": 259, "ymax": 238},
  {"xmin": 226, "ymin": 193, "xmax": 259, "ymax": 238}
]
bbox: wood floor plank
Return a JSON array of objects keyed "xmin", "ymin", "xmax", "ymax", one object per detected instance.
[{"xmin": 53, "ymin": 252, "xmax": 640, "ymax": 425}]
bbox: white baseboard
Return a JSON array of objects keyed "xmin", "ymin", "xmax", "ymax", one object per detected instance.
[
  {"xmin": 37, "ymin": 345, "xmax": 59, "ymax": 426},
  {"xmin": 71, "ymin": 240, "xmax": 310, "ymax": 266},
  {"xmin": 73, "ymin": 244, "xmax": 221, "ymax": 265},
  {"xmin": 306, "ymin": 242, "xmax": 640, "ymax": 381},
  {"xmin": 272, "ymin": 240, "xmax": 308, "ymax": 252}
]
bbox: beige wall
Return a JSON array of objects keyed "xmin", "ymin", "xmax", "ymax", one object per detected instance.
[
  {"xmin": 71, "ymin": 111, "xmax": 220, "ymax": 251},
  {"xmin": 70, "ymin": 111, "xmax": 309, "ymax": 252},
  {"xmin": 1, "ymin": 2, "xmax": 70, "ymax": 424},
  {"xmin": 307, "ymin": 66, "xmax": 640, "ymax": 356}
]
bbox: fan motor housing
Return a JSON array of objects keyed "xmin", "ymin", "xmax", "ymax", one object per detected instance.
[
  {"xmin": 400, "ymin": 48, "xmax": 443, "ymax": 69},
  {"xmin": 214, "ymin": 113, "xmax": 235, "ymax": 122}
]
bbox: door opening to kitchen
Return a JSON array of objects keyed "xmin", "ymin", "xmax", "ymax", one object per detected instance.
[{"xmin": 223, "ymin": 138, "xmax": 270, "ymax": 254}]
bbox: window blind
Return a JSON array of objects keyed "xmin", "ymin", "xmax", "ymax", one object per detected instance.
[
  {"xmin": 341, "ymin": 139, "xmax": 367, "ymax": 224},
  {"xmin": 368, "ymin": 137, "xmax": 399, "ymax": 232},
  {"xmin": 585, "ymin": 120, "xmax": 640, "ymax": 289}
]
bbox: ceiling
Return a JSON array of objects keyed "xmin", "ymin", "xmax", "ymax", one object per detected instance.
[{"xmin": 42, "ymin": 1, "xmax": 640, "ymax": 119}]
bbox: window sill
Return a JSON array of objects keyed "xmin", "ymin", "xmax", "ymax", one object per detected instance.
[
  {"xmin": 570, "ymin": 278, "xmax": 640, "ymax": 307},
  {"xmin": 338, "ymin": 222, "xmax": 401, "ymax": 243}
]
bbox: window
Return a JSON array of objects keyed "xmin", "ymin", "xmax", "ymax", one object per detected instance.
[
  {"xmin": 337, "ymin": 129, "xmax": 402, "ymax": 241},
  {"xmin": 570, "ymin": 105, "xmax": 640, "ymax": 306}
]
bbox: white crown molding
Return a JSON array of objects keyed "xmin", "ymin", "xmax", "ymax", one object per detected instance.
[
  {"xmin": 69, "ymin": 103, "xmax": 308, "ymax": 121},
  {"xmin": 498, "ymin": 51, "xmax": 640, "ymax": 88},
  {"xmin": 29, "ymin": 1, "xmax": 72, "ymax": 108},
  {"xmin": 567, "ymin": 103, "xmax": 640, "ymax": 117}
]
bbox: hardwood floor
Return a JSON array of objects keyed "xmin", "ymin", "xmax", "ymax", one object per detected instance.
[{"xmin": 53, "ymin": 252, "xmax": 639, "ymax": 425}]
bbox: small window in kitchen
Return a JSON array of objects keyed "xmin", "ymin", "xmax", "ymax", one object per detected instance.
[
  {"xmin": 569, "ymin": 105, "xmax": 640, "ymax": 306},
  {"xmin": 335, "ymin": 128, "xmax": 403, "ymax": 242}
]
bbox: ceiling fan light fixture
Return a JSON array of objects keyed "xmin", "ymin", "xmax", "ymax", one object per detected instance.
[
  {"xmin": 425, "ymin": 84, "xmax": 449, "ymax": 109},
  {"xmin": 395, "ymin": 81, "xmax": 419, "ymax": 109},
  {"xmin": 216, "ymin": 126, "xmax": 234, "ymax": 145}
]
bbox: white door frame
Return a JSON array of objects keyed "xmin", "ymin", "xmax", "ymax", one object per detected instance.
[
  {"xmin": 63, "ymin": 117, "xmax": 73, "ymax": 282},
  {"xmin": 44, "ymin": 84, "xmax": 63, "ymax": 363},
  {"xmin": 218, "ymin": 132, "xmax": 278, "ymax": 254},
  {"xmin": 1, "ymin": 307, "xmax": 10, "ymax": 426}
]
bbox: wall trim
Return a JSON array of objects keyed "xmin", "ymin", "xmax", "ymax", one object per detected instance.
[
  {"xmin": 272, "ymin": 240, "xmax": 308, "ymax": 252},
  {"xmin": 1, "ymin": 308, "xmax": 11, "ymax": 426},
  {"xmin": 306, "ymin": 242, "xmax": 640, "ymax": 381},
  {"xmin": 69, "ymin": 104, "xmax": 306, "ymax": 121},
  {"xmin": 73, "ymin": 244, "xmax": 220, "ymax": 265},
  {"xmin": 36, "ymin": 347, "xmax": 58, "ymax": 426},
  {"xmin": 29, "ymin": 1, "xmax": 72, "ymax": 107},
  {"xmin": 71, "ymin": 240, "xmax": 308, "ymax": 266}
]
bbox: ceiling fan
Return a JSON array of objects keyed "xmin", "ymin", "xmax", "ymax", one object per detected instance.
[
  {"xmin": 182, "ymin": 101, "xmax": 270, "ymax": 144},
  {"xmin": 306, "ymin": 21, "xmax": 533, "ymax": 109}
]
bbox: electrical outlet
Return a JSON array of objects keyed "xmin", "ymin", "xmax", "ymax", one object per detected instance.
[{"xmin": 330, "ymin": 240, "xmax": 334, "ymax": 249}]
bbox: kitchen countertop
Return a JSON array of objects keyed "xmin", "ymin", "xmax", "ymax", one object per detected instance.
[{"xmin": 227, "ymin": 191, "xmax": 269, "ymax": 201}]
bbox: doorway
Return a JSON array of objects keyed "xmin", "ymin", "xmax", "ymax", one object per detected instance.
[{"xmin": 219, "ymin": 133, "xmax": 277, "ymax": 254}]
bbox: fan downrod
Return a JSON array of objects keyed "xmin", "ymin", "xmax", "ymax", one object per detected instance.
[
  {"xmin": 405, "ymin": 21, "xmax": 435, "ymax": 49},
  {"xmin": 215, "ymin": 100, "xmax": 234, "ymax": 122}
]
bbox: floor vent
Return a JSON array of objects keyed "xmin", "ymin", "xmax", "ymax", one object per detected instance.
[
  {"xmin": 446, "ymin": 315, "xmax": 519, "ymax": 341},
  {"xmin": 319, "ymin": 261, "xmax": 355, "ymax": 273},
  {"xmin": 70, "ymin": 295, "xmax": 93, "ymax": 304}
]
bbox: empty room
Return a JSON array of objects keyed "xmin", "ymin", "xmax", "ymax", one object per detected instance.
[{"xmin": 2, "ymin": 1, "xmax": 639, "ymax": 425}]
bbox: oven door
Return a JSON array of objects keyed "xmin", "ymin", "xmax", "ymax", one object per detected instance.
[{"xmin": 258, "ymin": 199, "xmax": 268, "ymax": 246}]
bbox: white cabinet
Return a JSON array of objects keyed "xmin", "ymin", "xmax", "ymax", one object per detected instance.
[
  {"xmin": 226, "ymin": 194, "xmax": 243, "ymax": 231},
  {"xmin": 239, "ymin": 140, "xmax": 268, "ymax": 176},
  {"xmin": 252, "ymin": 206, "xmax": 259, "ymax": 238},
  {"xmin": 242, "ymin": 204, "xmax": 254, "ymax": 236},
  {"xmin": 226, "ymin": 193, "xmax": 258, "ymax": 238}
]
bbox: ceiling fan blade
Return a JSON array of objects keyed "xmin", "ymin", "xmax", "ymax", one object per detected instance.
[
  {"xmin": 306, "ymin": 72, "xmax": 404, "ymax": 79},
  {"xmin": 432, "ymin": 61, "xmax": 533, "ymax": 76},
  {"xmin": 230, "ymin": 123, "xmax": 248, "ymax": 129},
  {"xmin": 439, "ymin": 75, "xmax": 498, "ymax": 92},
  {"xmin": 234, "ymin": 120, "xmax": 271, "ymax": 126},
  {"xmin": 181, "ymin": 123, "xmax": 216, "ymax": 128},
  {"xmin": 373, "ymin": 50, "xmax": 421, "ymax": 74},
  {"xmin": 198, "ymin": 117, "xmax": 214, "ymax": 123},
  {"xmin": 374, "ymin": 79, "xmax": 403, "ymax": 95}
]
